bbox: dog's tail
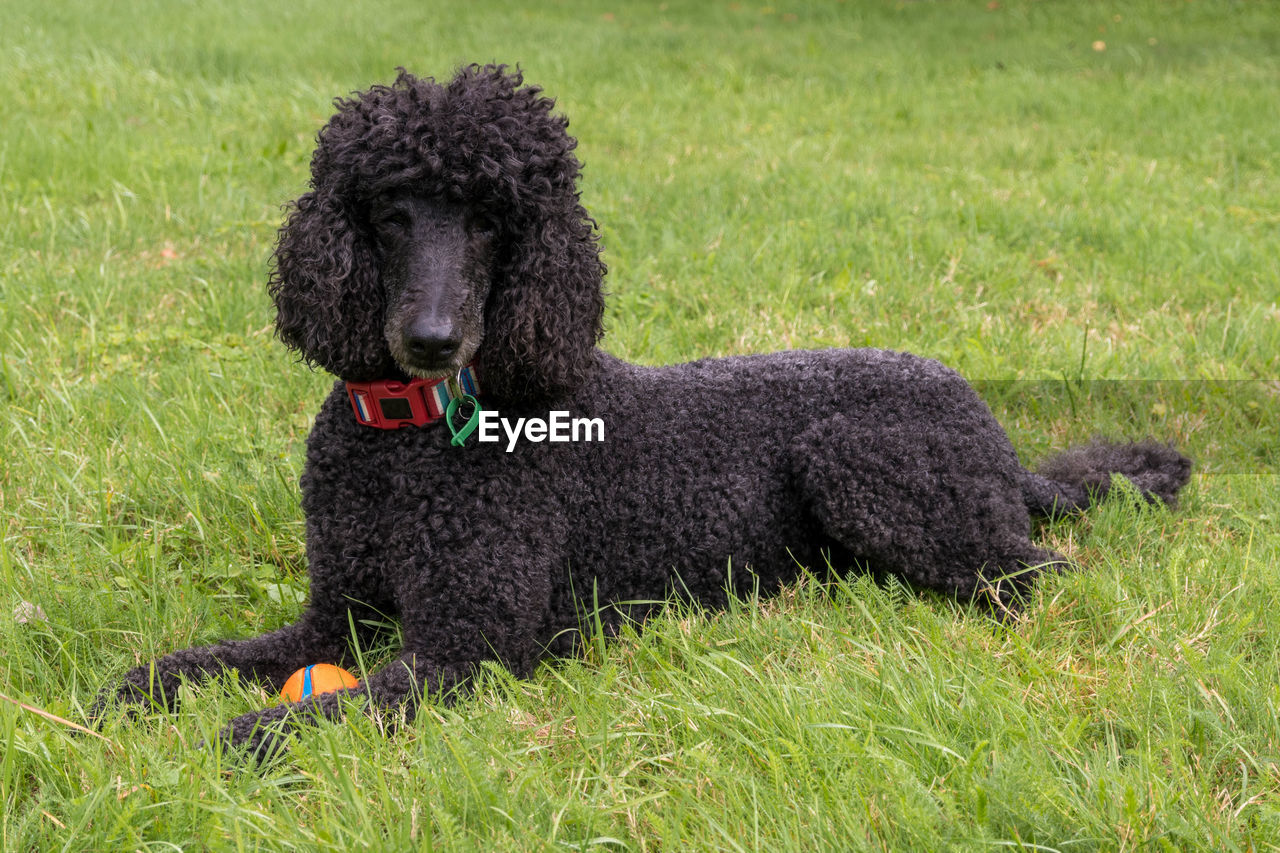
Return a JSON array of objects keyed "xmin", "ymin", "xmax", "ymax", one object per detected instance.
[{"xmin": 1021, "ymin": 438, "xmax": 1192, "ymax": 518}]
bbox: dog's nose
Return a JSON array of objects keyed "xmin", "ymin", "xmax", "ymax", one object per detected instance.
[{"xmin": 404, "ymin": 315, "xmax": 460, "ymax": 364}]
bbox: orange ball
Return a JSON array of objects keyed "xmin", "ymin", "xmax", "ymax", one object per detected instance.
[{"xmin": 280, "ymin": 664, "xmax": 359, "ymax": 703}]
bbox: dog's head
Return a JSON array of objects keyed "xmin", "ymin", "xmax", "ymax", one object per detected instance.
[{"xmin": 269, "ymin": 64, "xmax": 606, "ymax": 403}]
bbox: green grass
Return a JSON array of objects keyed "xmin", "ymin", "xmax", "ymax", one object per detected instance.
[{"xmin": 1, "ymin": 0, "xmax": 1278, "ymax": 849}]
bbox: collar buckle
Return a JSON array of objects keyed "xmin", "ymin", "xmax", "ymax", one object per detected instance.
[{"xmin": 346, "ymin": 364, "xmax": 480, "ymax": 429}]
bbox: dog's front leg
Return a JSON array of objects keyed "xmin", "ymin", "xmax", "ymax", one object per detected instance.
[
  {"xmin": 213, "ymin": 651, "xmax": 485, "ymax": 761},
  {"xmin": 215, "ymin": 551, "xmax": 556, "ymax": 760},
  {"xmin": 90, "ymin": 606, "xmax": 376, "ymax": 722}
]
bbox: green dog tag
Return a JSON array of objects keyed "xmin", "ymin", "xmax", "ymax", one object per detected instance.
[{"xmin": 445, "ymin": 394, "xmax": 482, "ymax": 447}]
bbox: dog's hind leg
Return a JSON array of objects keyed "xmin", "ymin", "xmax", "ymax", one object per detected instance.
[{"xmin": 789, "ymin": 413, "xmax": 1068, "ymax": 604}]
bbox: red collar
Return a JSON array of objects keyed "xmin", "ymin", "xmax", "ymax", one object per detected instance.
[{"xmin": 346, "ymin": 365, "xmax": 480, "ymax": 429}]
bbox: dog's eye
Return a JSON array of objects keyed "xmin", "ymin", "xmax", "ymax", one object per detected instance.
[
  {"xmin": 467, "ymin": 218, "xmax": 497, "ymax": 240},
  {"xmin": 374, "ymin": 212, "xmax": 410, "ymax": 238}
]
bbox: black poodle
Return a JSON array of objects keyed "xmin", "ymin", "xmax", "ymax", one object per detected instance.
[{"xmin": 95, "ymin": 65, "xmax": 1191, "ymax": 756}]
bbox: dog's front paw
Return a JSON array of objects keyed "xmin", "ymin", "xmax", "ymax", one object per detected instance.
[
  {"xmin": 206, "ymin": 705, "xmax": 301, "ymax": 764},
  {"xmin": 88, "ymin": 665, "xmax": 185, "ymax": 725}
]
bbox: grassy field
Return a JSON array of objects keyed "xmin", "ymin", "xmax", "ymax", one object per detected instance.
[{"xmin": 2, "ymin": 0, "xmax": 1278, "ymax": 849}]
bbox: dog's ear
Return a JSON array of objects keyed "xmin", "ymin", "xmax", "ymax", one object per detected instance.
[
  {"xmin": 465, "ymin": 65, "xmax": 606, "ymax": 402},
  {"xmin": 268, "ymin": 188, "xmax": 393, "ymax": 381},
  {"xmin": 480, "ymin": 210, "xmax": 605, "ymax": 403}
]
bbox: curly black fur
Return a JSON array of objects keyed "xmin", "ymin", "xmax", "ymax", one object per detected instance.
[{"xmin": 95, "ymin": 65, "xmax": 1192, "ymax": 759}]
